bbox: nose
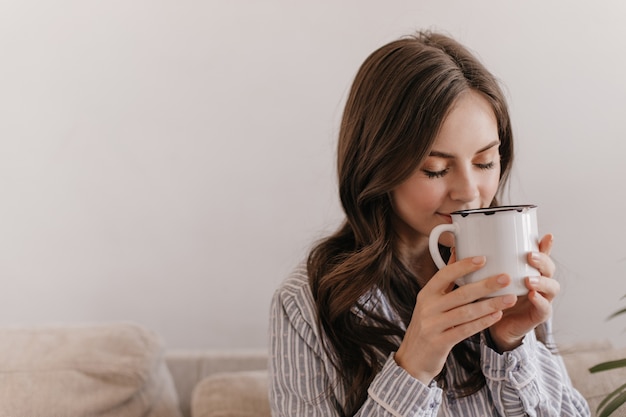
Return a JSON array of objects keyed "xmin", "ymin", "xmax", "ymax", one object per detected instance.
[{"xmin": 450, "ymin": 168, "xmax": 480, "ymax": 203}]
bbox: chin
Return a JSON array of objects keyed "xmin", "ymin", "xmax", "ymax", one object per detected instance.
[{"xmin": 438, "ymin": 232, "xmax": 455, "ymax": 248}]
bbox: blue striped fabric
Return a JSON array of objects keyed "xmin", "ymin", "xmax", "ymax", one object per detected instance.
[{"xmin": 269, "ymin": 263, "xmax": 590, "ymax": 417}]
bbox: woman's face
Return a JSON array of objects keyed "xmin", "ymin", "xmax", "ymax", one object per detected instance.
[{"xmin": 390, "ymin": 90, "xmax": 501, "ymax": 250}]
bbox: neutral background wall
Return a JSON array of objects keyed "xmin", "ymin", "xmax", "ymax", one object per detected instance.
[{"xmin": 0, "ymin": 1, "xmax": 625, "ymax": 349}]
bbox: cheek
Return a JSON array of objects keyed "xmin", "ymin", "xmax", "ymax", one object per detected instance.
[
  {"xmin": 392, "ymin": 180, "xmax": 443, "ymax": 220},
  {"xmin": 415, "ymin": 183, "xmax": 446, "ymax": 212},
  {"xmin": 482, "ymin": 171, "xmax": 501, "ymax": 202}
]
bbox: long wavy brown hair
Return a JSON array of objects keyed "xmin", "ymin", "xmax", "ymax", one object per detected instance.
[{"xmin": 308, "ymin": 31, "xmax": 515, "ymax": 416}]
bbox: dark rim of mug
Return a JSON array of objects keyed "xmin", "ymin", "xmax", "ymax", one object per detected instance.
[{"xmin": 452, "ymin": 204, "xmax": 537, "ymax": 217}]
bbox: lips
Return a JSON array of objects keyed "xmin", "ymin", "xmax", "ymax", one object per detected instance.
[
  {"xmin": 438, "ymin": 206, "xmax": 482, "ymax": 222},
  {"xmin": 438, "ymin": 213, "xmax": 453, "ymax": 223}
]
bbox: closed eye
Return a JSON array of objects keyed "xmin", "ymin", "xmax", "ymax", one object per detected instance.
[
  {"xmin": 476, "ymin": 161, "xmax": 495, "ymax": 170},
  {"xmin": 423, "ymin": 168, "xmax": 449, "ymax": 178}
]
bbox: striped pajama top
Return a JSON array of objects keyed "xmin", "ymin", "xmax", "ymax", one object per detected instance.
[{"xmin": 269, "ymin": 263, "xmax": 590, "ymax": 417}]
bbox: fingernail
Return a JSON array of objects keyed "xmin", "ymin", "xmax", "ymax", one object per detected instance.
[
  {"xmin": 528, "ymin": 276, "xmax": 540, "ymax": 288},
  {"xmin": 503, "ymin": 294, "xmax": 517, "ymax": 305},
  {"xmin": 472, "ymin": 256, "xmax": 486, "ymax": 265},
  {"xmin": 497, "ymin": 274, "xmax": 509, "ymax": 285},
  {"xmin": 531, "ymin": 252, "xmax": 541, "ymax": 261}
]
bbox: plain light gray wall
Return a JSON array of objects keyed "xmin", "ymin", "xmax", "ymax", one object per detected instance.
[{"xmin": 0, "ymin": 1, "xmax": 625, "ymax": 349}]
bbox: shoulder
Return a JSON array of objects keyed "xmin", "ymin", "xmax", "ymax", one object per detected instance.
[
  {"xmin": 271, "ymin": 261, "xmax": 319, "ymax": 339},
  {"xmin": 274, "ymin": 261, "xmax": 310, "ymax": 300},
  {"xmin": 273, "ymin": 262, "xmax": 313, "ymax": 308}
]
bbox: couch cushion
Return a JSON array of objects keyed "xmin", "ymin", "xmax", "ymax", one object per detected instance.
[
  {"xmin": 191, "ymin": 370, "xmax": 270, "ymax": 417},
  {"xmin": 561, "ymin": 343, "xmax": 626, "ymax": 415},
  {"xmin": 166, "ymin": 350, "xmax": 268, "ymax": 417},
  {"xmin": 0, "ymin": 322, "xmax": 182, "ymax": 417}
]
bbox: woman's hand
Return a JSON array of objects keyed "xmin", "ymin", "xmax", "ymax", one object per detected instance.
[
  {"xmin": 395, "ymin": 255, "xmax": 517, "ymax": 385},
  {"xmin": 487, "ymin": 234, "xmax": 558, "ymax": 352}
]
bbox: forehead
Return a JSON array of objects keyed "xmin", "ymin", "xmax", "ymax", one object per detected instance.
[{"xmin": 430, "ymin": 90, "xmax": 499, "ymax": 154}]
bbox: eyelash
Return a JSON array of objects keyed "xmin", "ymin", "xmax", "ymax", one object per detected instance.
[
  {"xmin": 424, "ymin": 169, "xmax": 448, "ymax": 179},
  {"xmin": 423, "ymin": 161, "xmax": 495, "ymax": 179},
  {"xmin": 477, "ymin": 161, "xmax": 495, "ymax": 170}
]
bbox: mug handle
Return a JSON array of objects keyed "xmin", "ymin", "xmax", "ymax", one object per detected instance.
[{"xmin": 428, "ymin": 223, "xmax": 457, "ymax": 269}]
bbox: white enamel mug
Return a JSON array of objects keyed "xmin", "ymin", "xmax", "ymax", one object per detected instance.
[{"xmin": 428, "ymin": 205, "xmax": 540, "ymax": 297}]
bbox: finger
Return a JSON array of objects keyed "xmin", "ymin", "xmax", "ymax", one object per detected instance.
[
  {"xmin": 528, "ymin": 251, "xmax": 556, "ymax": 278},
  {"xmin": 444, "ymin": 294, "xmax": 517, "ymax": 329},
  {"xmin": 527, "ymin": 276, "xmax": 560, "ymax": 301},
  {"xmin": 425, "ymin": 255, "xmax": 486, "ymax": 294},
  {"xmin": 443, "ymin": 310, "xmax": 503, "ymax": 345},
  {"xmin": 527, "ymin": 290, "xmax": 553, "ymax": 323},
  {"xmin": 538, "ymin": 234, "xmax": 554, "ymax": 255},
  {"xmin": 438, "ymin": 273, "xmax": 512, "ymax": 311}
]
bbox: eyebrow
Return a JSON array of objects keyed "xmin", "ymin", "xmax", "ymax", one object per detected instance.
[{"xmin": 428, "ymin": 140, "xmax": 501, "ymax": 159}]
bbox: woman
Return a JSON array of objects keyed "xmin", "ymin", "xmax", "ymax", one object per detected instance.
[{"xmin": 269, "ymin": 31, "xmax": 589, "ymax": 416}]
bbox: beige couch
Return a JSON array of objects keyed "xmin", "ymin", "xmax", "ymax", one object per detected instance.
[{"xmin": 0, "ymin": 322, "xmax": 622, "ymax": 417}]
